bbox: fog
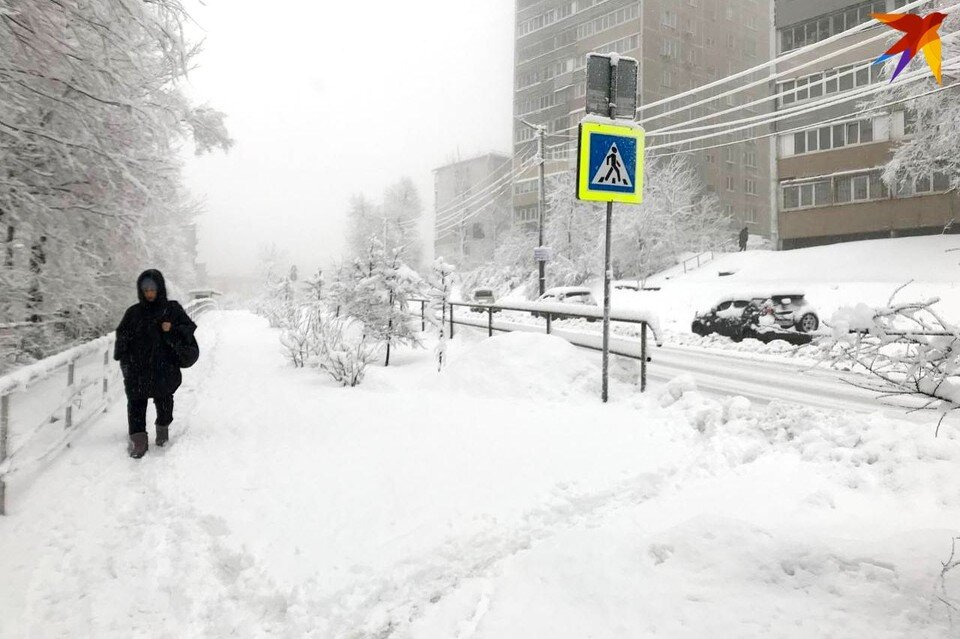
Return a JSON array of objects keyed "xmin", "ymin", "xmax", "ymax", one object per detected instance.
[{"xmin": 182, "ymin": 1, "xmax": 516, "ymax": 278}]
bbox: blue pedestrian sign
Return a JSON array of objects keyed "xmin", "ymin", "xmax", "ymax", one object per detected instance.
[{"xmin": 576, "ymin": 121, "xmax": 645, "ymax": 204}]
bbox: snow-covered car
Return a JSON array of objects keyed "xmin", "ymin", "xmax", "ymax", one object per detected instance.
[
  {"xmin": 469, "ymin": 288, "xmax": 500, "ymax": 313},
  {"xmin": 762, "ymin": 294, "xmax": 819, "ymax": 333},
  {"xmin": 530, "ymin": 287, "xmax": 600, "ymax": 322},
  {"xmin": 691, "ymin": 297, "xmax": 766, "ymax": 342}
]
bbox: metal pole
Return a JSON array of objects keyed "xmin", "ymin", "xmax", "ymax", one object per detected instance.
[
  {"xmin": 421, "ymin": 300, "xmax": 426, "ymax": 332},
  {"xmin": 449, "ymin": 303, "xmax": 455, "ymax": 340},
  {"xmin": 538, "ymin": 126, "xmax": 547, "ymax": 297},
  {"xmin": 487, "ymin": 306, "xmax": 493, "ymax": 337},
  {"xmin": 602, "ymin": 58, "xmax": 620, "ymax": 404},
  {"xmin": 65, "ymin": 361, "xmax": 75, "ymax": 429},
  {"xmin": 0, "ymin": 394, "xmax": 9, "ymax": 466},
  {"xmin": 641, "ymin": 323, "xmax": 648, "ymax": 393},
  {"xmin": 546, "ymin": 313, "xmax": 552, "ymax": 335},
  {"xmin": 102, "ymin": 349, "xmax": 109, "ymax": 398}
]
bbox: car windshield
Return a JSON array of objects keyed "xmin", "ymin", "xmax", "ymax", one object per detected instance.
[{"xmin": 564, "ymin": 293, "xmax": 592, "ymax": 304}]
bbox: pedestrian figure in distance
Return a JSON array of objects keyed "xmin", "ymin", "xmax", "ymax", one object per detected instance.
[
  {"xmin": 114, "ymin": 270, "xmax": 199, "ymax": 458},
  {"xmin": 739, "ymin": 226, "xmax": 749, "ymax": 252},
  {"xmin": 601, "ymin": 145, "xmax": 624, "ymax": 184}
]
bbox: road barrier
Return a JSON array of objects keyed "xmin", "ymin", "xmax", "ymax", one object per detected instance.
[
  {"xmin": 0, "ymin": 298, "xmax": 217, "ymax": 515},
  {"xmin": 411, "ymin": 298, "xmax": 661, "ymax": 392}
]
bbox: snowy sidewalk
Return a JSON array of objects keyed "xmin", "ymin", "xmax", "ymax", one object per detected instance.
[{"xmin": 0, "ymin": 311, "xmax": 958, "ymax": 638}]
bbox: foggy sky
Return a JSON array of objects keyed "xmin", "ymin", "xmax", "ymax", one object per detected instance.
[{"xmin": 182, "ymin": 1, "xmax": 516, "ymax": 278}]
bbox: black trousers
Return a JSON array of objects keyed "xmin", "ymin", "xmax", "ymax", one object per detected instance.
[{"xmin": 127, "ymin": 395, "xmax": 174, "ymax": 435}]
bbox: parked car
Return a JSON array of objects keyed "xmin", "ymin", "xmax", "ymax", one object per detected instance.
[
  {"xmin": 469, "ymin": 288, "xmax": 500, "ymax": 313},
  {"xmin": 763, "ymin": 294, "xmax": 820, "ymax": 333},
  {"xmin": 531, "ymin": 286, "xmax": 600, "ymax": 322},
  {"xmin": 691, "ymin": 297, "xmax": 767, "ymax": 342}
]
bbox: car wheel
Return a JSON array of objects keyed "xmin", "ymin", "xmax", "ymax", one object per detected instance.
[{"xmin": 796, "ymin": 313, "xmax": 819, "ymax": 333}]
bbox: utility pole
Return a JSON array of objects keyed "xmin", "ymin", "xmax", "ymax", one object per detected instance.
[{"xmin": 519, "ymin": 117, "xmax": 550, "ymax": 296}]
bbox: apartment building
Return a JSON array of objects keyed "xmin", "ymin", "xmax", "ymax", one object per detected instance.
[
  {"xmin": 433, "ymin": 153, "xmax": 514, "ymax": 269},
  {"xmin": 774, "ymin": 0, "xmax": 959, "ymax": 249},
  {"xmin": 513, "ymin": 0, "xmax": 773, "ymax": 241}
]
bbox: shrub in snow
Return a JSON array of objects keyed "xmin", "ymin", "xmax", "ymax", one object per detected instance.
[
  {"xmin": 279, "ymin": 304, "xmax": 319, "ymax": 368},
  {"xmin": 313, "ymin": 314, "xmax": 379, "ymax": 387}
]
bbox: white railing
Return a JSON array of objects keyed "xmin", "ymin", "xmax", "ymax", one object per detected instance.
[{"xmin": 0, "ymin": 298, "xmax": 216, "ymax": 514}]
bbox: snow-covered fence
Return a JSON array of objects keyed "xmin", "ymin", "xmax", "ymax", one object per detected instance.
[
  {"xmin": 0, "ymin": 298, "xmax": 217, "ymax": 515},
  {"xmin": 410, "ymin": 299, "xmax": 662, "ymax": 392}
]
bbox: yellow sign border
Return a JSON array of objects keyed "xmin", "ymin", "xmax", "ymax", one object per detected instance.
[{"xmin": 576, "ymin": 122, "xmax": 645, "ymax": 204}]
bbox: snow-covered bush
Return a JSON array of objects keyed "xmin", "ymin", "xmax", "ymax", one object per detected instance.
[
  {"xmin": 313, "ymin": 314, "xmax": 380, "ymax": 387},
  {"xmin": 279, "ymin": 304, "xmax": 318, "ymax": 368}
]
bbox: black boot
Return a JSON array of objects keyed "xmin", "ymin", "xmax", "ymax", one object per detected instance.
[
  {"xmin": 156, "ymin": 423, "xmax": 169, "ymax": 447},
  {"xmin": 128, "ymin": 432, "xmax": 148, "ymax": 459}
]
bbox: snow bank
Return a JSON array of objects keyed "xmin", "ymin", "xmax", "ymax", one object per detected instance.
[{"xmin": 429, "ymin": 332, "xmax": 601, "ymax": 400}]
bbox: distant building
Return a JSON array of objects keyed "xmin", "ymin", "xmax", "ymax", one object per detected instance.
[
  {"xmin": 433, "ymin": 153, "xmax": 514, "ymax": 270},
  {"xmin": 513, "ymin": 0, "xmax": 773, "ymax": 239},
  {"xmin": 773, "ymin": 0, "xmax": 959, "ymax": 249}
]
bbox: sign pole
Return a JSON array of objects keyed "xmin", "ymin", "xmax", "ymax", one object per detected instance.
[
  {"xmin": 601, "ymin": 58, "xmax": 620, "ymax": 404},
  {"xmin": 537, "ymin": 126, "xmax": 547, "ymax": 297}
]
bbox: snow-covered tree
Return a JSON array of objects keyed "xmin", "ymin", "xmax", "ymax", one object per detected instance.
[
  {"xmin": 870, "ymin": 4, "xmax": 960, "ymax": 194},
  {"xmin": 0, "ymin": 0, "xmax": 231, "ymax": 371},
  {"xmin": 428, "ymin": 258, "xmax": 455, "ymax": 371},
  {"xmin": 613, "ymin": 156, "xmax": 730, "ymax": 281},
  {"xmin": 313, "ymin": 315, "xmax": 379, "ymax": 387},
  {"xmin": 544, "ymin": 172, "xmax": 605, "ymax": 286},
  {"xmin": 349, "ymin": 237, "xmax": 423, "ymax": 366},
  {"xmin": 382, "ymin": 177, "xmax": 425, "ymax": 268}
]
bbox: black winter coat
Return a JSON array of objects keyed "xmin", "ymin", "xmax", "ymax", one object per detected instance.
[{"xmin": 114, "ymin": 269, "xmax": 198, "ymax": 399}]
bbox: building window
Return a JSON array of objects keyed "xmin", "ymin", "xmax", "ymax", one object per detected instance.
[
  {"xmin": 779, "ymin": 0, "xmax": 887, "ymax": 53},
  {"xmin": 745, "ymin": 179, "xmax": 758, "ymax": 196},
  {"xmin": 745, "ymin": 207, "xmax": 758, "ymax": 224},
  {"xmin": 661, "ymin": 9, "xmax": 678, "ymax": 29},
  {"xmin": 787, "ymin": 118, "xmax": 877, "ymax": 156},
  {"xmin": 725, "ymin": 176, "xmax": 736, "ymax": 191},
  {"xmin": 783, "ymin": 170, "xmax": 892, "ymax": 210},
  {"xmin": 661, "ymin": 70, "xmax": 673, "ymax": 88},
  {"xmin": 778, "ymin": 62, "xmax": 881, "ymax": 107},
  {"xmin": 744, "ymin": 151, "xmax": 757, "ymax": 167}
]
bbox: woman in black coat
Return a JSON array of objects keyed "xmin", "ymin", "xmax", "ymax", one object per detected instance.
[{"xmin": 114, "ymin": 269, "xmax": 197, "ymax": 458}]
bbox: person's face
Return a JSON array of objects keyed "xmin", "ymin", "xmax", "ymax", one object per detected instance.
[{"xmin": 143, "ymin": 288, "xmax": 157, "ymax": 302}]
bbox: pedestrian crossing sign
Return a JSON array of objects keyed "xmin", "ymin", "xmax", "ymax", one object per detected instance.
[{"xmin": 576, "ymin": 121, "xmax": 644, "ymax": 204}]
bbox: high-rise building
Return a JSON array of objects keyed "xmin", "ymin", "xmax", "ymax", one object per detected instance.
[
  {"xmin": 513, "ymin": 0, "xmax": 774, "ymax": 242},
  {"xmin": 773, "ymin": 0, "xmax": 958, "ymax": 249},
  {"xmin": 433, "ymin": 153, "xmax": 514, "ymax": 269}
]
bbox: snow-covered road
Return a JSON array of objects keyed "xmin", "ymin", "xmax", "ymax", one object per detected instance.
[
  {"xmin": 453, "ymin": 312, "xmax": 884, "ymax": 413},
  {"xmin": 0, "ymin": 310, "xmax": 957, "ymax": 638}
]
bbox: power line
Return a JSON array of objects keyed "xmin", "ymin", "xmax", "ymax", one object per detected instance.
[
  {"xmin": 645, "ymin": 55, "xmax": 960, "ymax": 152},
  {"xmin": 647, "ymin": 80, "xmax": 960, "ymax": 161},
  {"xmin": 637, "ymin": 0, "xmax": 945, "ymax": 115}
]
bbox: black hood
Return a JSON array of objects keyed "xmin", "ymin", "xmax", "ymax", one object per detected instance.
[{"xmin": 136, "ymin": 269, "xmax": 168, "ymax": 306}]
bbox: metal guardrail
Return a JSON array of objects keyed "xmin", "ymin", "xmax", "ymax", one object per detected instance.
[
  {"xmin": 0, "ymin": 298, "xmax": 217, "ymax": 514},
  {"xmin": 410, "ymin": 298, "xmax": 661, "ymax": 393}
]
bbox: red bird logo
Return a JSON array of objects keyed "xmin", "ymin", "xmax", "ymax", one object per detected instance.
[{"xmin": 872, "ymin": 11, "xmax": 947, "ymax": 84}]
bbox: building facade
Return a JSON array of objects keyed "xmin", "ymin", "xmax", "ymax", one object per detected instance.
[
  {"xmin": 773, "ymin": 0, "xmax": 958, "ymax": 249},
  {"xmin": 513, "ymin": 0, "xmax": 774, "ymax": 241},
  {"xmin": 433, "ymin": 153, "xmax": 514, "ymax": 270}
]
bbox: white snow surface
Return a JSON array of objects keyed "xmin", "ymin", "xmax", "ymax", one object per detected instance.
[{"xmin": 0, "ymin": 310, "xmax": 958, "ymax": 637}]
